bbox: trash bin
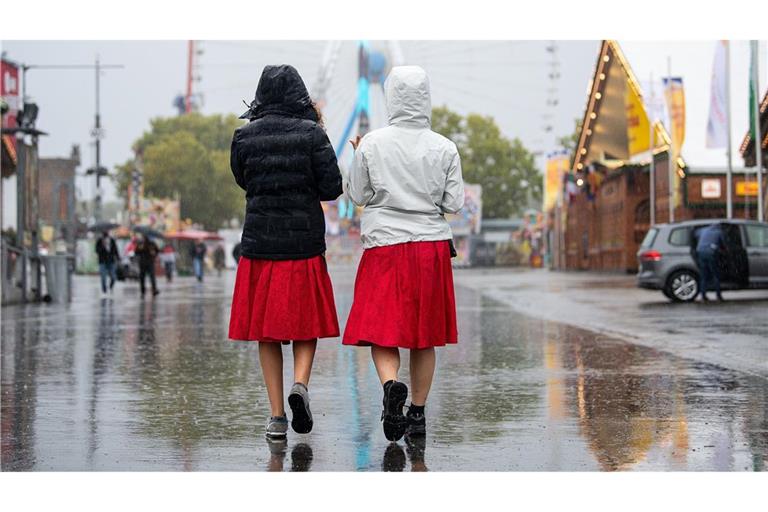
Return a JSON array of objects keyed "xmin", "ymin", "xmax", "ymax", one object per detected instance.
[{"xmin": 42, "ymin": 254, "xmax": 72, "ymax": 303}]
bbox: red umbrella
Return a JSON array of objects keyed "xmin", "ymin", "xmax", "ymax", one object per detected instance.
[{"xmin": 165, "ymin": 229, "xmax": 223, "ymax": 241}]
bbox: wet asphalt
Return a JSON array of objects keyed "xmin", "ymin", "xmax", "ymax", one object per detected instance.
[{"xmin": 1, "ymin": 266, "xmax": 766, "ymax": 471}]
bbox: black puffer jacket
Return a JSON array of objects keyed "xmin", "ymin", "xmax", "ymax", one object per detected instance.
[{"xmin": 230, "ymin": 65, "xmax": 342, "ymax": 260}]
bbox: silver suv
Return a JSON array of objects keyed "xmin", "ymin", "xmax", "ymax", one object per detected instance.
[{"xmin": 637, "ymin": 219, "xmax": 768, "ymax": 302}]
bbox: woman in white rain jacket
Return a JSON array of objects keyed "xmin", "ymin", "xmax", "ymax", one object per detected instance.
[{"xmin": 342, "ymin": 65, "xmax": 464, "ymax": 442}]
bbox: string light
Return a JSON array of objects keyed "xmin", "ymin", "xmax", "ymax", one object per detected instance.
[
  {"xmin": 590, "ymin": 112, "xmax": 597, "ymax": 120},
  {"xmin": 595, "ymin": 92, "xmax": 602, "ymax": 100}
]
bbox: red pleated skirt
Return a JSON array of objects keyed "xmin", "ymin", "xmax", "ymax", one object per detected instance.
[
  {"xmin": 342, "ymin": 240, "xmax": 458, "ymax": 349},
  {"xmin": 229, "ymin": 255, "xmax": 340, "ymax": 342}
]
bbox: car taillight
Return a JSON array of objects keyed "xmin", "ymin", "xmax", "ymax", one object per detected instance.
[{"xmin": 640, "ymin": 250, "xmax": 662, "ymax": 262}]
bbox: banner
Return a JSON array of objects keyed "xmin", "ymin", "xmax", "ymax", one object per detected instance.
[
  {"xmin": 706, "ymin": 41, "xmax": 729, "ymax": 149},
  {"xmin": 663, "ymin": 77, "xmax": 686, "ymax": 156},
  {"xmin": 1, "ymin": 58, "xmax": 20, "ymax": 152},
  {"xmin": 543, "ymin": 150, "xmax": 570, "ymax": 212},
  {"xmin": 663, "ymin": 76, "xmax": 685, "ymax": 207},
  {"xmin": 624, "ymin": 81, "xmax": 651, "ymax": 156}
]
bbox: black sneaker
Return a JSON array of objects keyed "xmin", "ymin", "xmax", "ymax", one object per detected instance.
[
  {"xmin": 381, "ymin": 380, "xmax": 408, "ymax": 441},
  {"xmin": 405, "ymin": 407, "xmax": 426, "ymax": 437}
]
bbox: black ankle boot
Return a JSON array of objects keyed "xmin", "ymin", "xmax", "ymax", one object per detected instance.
[
  {"xmin": 405, "ymin": 405, "xmax": 426, "ymax": 437},
  {"xmin": 381, "ymin": 380, "xmax": 408, "ymax": 441}
]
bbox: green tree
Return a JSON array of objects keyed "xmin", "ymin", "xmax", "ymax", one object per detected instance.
[
  {"xmin": 115, "ymin": 113, "xmax": 245, "ymax": 230},
  {"xmin": 432, "ymin": 106, "xmax": 542, "ymax": 219}
]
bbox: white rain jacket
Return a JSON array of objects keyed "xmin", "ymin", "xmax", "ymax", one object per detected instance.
[{"xmin": 343, "ymin": 65, "xmax": 464, "ymax": 249}]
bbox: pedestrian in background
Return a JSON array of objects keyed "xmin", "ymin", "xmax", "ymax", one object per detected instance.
[
  {"xmin": 228, "ymin": 64, "xmax": 342, "ymax": 439},
  {"xmin": 694, "ymin": 223, "xmax": 726, "ymax": 302},
  {"xmin": 135, "ymin": 234, "xmax": 160, "ymax": 297},
  {"xmin": 160, "ymin": 244, "xmax": 176, "ymax": 283},
  {"xmin": 95, "ymin": 230, "xmax": 119, "ymax": 295},
  {"xmin": 213, "ymin": 244, "xmax": 226, "ymax": 276},
  {"xmin": 343, "ymin": 66, "xmax": 464, "ymax": 442},
  {"xmin": 190, "ymin": 239, "xmax": 207, "ymax": 282}
]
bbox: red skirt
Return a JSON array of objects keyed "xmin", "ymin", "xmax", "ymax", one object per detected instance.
[
  {"xmin": 342, "ymin": 240, "xmax": 458, "ymax": 349},
  {"xmin": 229, "ymin": 255, "xmax": 340, "ymax": 342}
]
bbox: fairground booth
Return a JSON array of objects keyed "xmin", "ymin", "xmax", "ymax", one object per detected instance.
[{"xmin": 549, "ymin": 40, "xmax": 766, "ymax": 273}]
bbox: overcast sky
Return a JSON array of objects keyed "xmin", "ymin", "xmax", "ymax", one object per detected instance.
[{"xmin": 2, "ymin": 40, "xmax": 766, "ymax": 208}]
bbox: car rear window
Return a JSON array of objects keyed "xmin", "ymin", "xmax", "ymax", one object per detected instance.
[
  {"xmin": 640, "ymin": 228, "xmax": 658, "ymax": 248},
  {"xmin": 668, "ymin": 227, "xmax": 691, "ymax": 246}
]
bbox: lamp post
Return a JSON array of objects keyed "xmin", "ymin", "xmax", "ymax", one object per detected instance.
[{"xmin": 21, "ymin": 58, "xmax": 123, "ymax": 223}]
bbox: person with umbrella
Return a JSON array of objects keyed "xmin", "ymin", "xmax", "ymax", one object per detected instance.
[
  {"xmin": 135, "ymin": 233, "xmax": 160, "ymax": 297},
  {"xmin": 95, "ymin": 230, "xmax": 120, "ymax": 295}
]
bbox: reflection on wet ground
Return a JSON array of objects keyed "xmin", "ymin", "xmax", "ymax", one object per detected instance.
[{"xmin": 1, "ymin": 268, "xmax": 766, "ymax": 471}]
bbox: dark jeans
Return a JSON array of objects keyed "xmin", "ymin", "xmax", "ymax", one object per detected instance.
[
  {"xmin": 139, "ymin": 265, "xmax": 158, "ymax": 295},
  {"xmin": 193, "ymin": 257, "xmax": 204, "ymax": 282},
  {"xmin": 98, "ymin": 262, "xmax": 116, "ymax": 293},
  {"xmin": 697, "ymin": 250, "xmax": 720, "ymax": 297}
]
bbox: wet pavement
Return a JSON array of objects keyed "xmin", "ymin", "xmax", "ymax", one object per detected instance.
[
  {"xmin": 455, "ymin": 269, "xmax": 768, "ymax": 378},
  {"xmin": 2, "ymin": 266, "xmax": 767, "ymax": 471}
]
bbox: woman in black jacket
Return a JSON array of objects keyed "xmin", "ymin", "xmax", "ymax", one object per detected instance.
[{"xmin": 228, "ymin": 65, "xmax": 343, "ymax": 439}]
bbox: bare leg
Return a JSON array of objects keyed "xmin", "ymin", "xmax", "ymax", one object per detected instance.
[
  {"xmin": 409, "ymin": 348, "xmax": 435, "ymax": 406},
  {"xmin": 292, "ymin": 339, "xmax": 317, "ymax": 386},
  {"xmin": 371, "ymin": 345, "xmax": 400, "ymax": 384},
  {"xmin": 259, "ymin": 342, "xmax": 285, "ymax": 417}
]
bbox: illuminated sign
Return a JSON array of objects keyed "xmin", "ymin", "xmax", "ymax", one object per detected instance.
[{"xmin": 701, "ymin": 179, "xmax": 721, "ymax": 199}]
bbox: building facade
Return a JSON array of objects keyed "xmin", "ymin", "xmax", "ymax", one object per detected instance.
[
  {"xmin": 550, "ymin": 40, "xmax": 766, "ymax": 273},
  {"xmin": 38, "ymin": 146, "xmax": 79, "ymax": 253}
]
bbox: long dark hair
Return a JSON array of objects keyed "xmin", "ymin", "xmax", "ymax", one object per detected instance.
[{"xmin": 312, "ymin": 101, "xmax": 325, "ymax": 129}]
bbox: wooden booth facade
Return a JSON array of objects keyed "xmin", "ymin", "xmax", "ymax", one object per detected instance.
[{"xmin": 551, "ymin": 41, "xmax": 766, "ymax": 273}]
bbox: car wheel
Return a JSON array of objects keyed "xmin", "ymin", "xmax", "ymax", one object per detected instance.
[{"xmin": 665, "ymin": 270, "xmax": 699, "ymax": 302}]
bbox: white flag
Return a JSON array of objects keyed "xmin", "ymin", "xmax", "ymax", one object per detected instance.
[{"xmin": 706, "ymin": 40, "xmax": 729, "ymax": 148}]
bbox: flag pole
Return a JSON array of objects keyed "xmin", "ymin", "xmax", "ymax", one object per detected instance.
[
  {"xmin": 649, "ymin": 72, "xmax": 656, "ymax": 226},
  {"xmin": 752, "ymin": 40, "xmax": 764, "ymax": 222},
  {"xmin": 725, "ymin": 41, "xmax": 734, "ymax": 219},
  {"xmin": 667, "ymin": 57, "xmax": 675, "ymax": 223}
]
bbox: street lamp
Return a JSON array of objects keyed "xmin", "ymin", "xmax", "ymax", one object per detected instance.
[{"xmin": 20, "ymin": 59, "xmax": 124, "ymax": 222}]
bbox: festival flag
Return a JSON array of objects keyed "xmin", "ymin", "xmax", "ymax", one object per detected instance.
[
  {"xmin": 706, "ymin": 41, "xmax": 729, "ymax": 149},
  {"xmin": 663, "ymin": 77, "xmax": 685, "ymax": 156},
  {"xmin": 663, "ymin": 76, "xmax": 685, "ymax": 208},
  {"xmin": 624, "ymin": 80, "xmax": 652, "ymax": 156}
]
